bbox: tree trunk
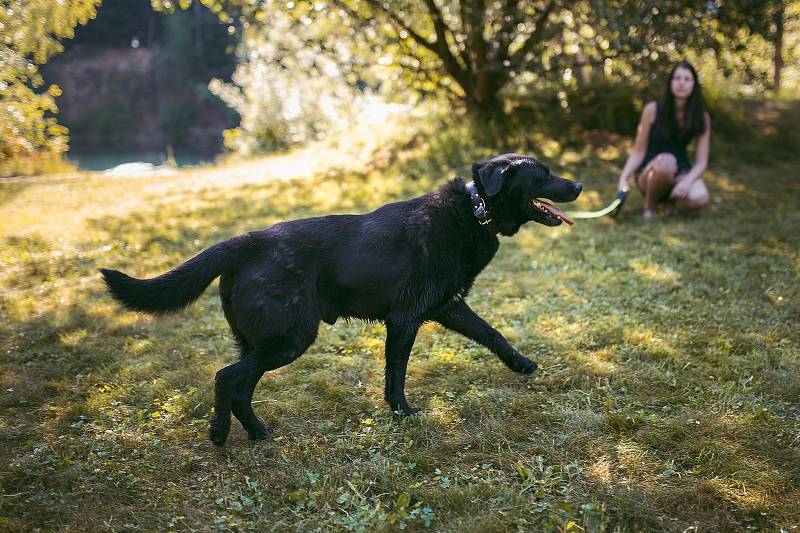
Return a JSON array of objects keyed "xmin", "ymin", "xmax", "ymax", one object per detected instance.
[
  {"xmin": 465, "ymin": 92, "xmax": 509, "ymax": 146},
  {"xmin": 773, "ymin": 1, "xmax": 784, "ymax": 93},
  {"xmin": 194, "ymin": 2, "xmax": 206, "ymax": 70}
]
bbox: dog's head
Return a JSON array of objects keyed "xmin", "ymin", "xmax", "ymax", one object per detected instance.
[{"xmin": 472, "ymin": 153, "xmax": 582, "ymax": 235}]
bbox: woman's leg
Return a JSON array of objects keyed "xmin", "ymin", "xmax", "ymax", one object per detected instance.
[
  {"xmin": 673, "ymin": 176, "xmax": 710, "ymax": 210},
  {"xmin": 637, "ymin": 153, "xmax": 678, "ymax": 218}
]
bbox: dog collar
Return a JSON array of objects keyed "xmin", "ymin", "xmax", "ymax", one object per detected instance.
[{"xmin": 465, "ymin": 181, "xmax": 492, "ymax": 225}]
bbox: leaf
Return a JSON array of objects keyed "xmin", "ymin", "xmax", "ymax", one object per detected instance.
[
  {"xmin": 557, "ymin": 502, "xmax": 574, "ymax": 514},
  {"xmin": 287, "ymin": 491, "xmax": 307, "ymax": 502},
  {"xmin": 396, "ymin": 492, "xmax": 411, "ymax": 510},
  {"xmin": 514, "ymin": 461, "xmax": 531, "ymax": 482}
]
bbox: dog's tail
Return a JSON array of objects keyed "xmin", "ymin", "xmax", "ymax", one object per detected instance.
[{"xmin": 100, "ymin": 234, "xmax": 253, "ymax": 315}]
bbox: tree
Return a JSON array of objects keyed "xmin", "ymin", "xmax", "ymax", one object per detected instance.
[
  {"xmin": 0, "ymin": 0, "xmax": 100, "ymax": 175},
  {"xmin": 207, "ymin": 11, "xmax": 368, "ymax": 153},
  {"xmin": 714, "ymin": 0, "xmax": 800, "ymax": 93},
  {"xmin": 160, "ymin": 1, "xmax": 742, "ymax": 119}
]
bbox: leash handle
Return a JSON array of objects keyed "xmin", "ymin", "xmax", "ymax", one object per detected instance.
[{"xmin": 610, "ymin": 190, "xmax": 628, "ymax": 218}]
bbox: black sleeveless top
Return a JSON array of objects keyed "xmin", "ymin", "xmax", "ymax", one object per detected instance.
[{"xmin": 637, "ymin": 104, "xmax": 693, "ymax": 174}]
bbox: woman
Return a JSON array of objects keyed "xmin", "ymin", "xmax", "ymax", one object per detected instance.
[{"xmin": 617, "ymin": 60, "xmax": 711, "ymax": 219}]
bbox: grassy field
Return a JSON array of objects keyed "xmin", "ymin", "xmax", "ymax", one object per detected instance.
[{"xmin": 1, "ymin": 123, "xmax": 799, "ymax": 531}]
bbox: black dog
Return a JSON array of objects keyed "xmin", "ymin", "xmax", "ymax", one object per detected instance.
[{"xmin": 101, "ymin": 153, "xmax": 581, "ymax": 445}]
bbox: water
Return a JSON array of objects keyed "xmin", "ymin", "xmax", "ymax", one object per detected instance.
[{"xmin": 67, "ymin": 148, "xmax": 216, "ymax": 172}]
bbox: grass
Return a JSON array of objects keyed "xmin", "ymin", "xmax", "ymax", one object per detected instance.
[{"xmin": 1, "ymin": 117, "xmax": 799, "ymax": 532}]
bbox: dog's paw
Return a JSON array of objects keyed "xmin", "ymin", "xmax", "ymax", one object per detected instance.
[
  {"xmin": 507, "ymin": 356, "xmax": 538, "ymax": 375},
  {"xmin": 392, "ymin": 406, "xmax": 422, "ymax": 417},
  {"xmin": 247, "ymin": 425, "xmax": 274, "ymax": 440},
  {"xmin": 209, "ymin": 430, "xmax": 228, "ymax": 446},
  {"xmin": 209, "ymin": 415, "xmax": 231, "ymax": 446},
  {"xmin": 241, "ymin": 415, "xmax": 272, "ymax": 440}
]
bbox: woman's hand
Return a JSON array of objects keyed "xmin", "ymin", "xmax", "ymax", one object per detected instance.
[
  {"xmin": 618, "ymin": 174, "xmax": 631, "ymax": 192},
  {"xmin": 670, "ymin": 178, "xmax": 692, "ymax": 200},
  {"xmin": 617, "ymin": 102, "xmax": 656, "ymax": 195}
]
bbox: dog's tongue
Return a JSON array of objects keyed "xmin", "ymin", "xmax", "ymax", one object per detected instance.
[{"xmin": 538, "ymin": 200, "xmax": 574, "ymax": 225}]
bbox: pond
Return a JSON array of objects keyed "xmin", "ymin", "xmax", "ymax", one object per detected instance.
[{"xmin": 67, "ymin": 148, "xmax": 216, "ymax": 172}]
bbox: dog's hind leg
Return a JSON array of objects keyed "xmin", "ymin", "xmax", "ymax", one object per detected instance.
[
  {"xmin": 218, "ymin": 274, "xmax": 272, "ymax": 440},
  {"xmin": 210, "ymin": 355, "xmax": 269, "ymax": 446},
  {"xmin": 384, "ymin": 318, "xmax": 421, "ymax": 416},
  {"xmin": 433, "ymin": 300, "xmax": 537, "ymax": 374},
  {"xmin": 211, "ymin": 327, "xmax": 319, "ymax": 446},
  {"xmin": 231, "ymin": 364, "xmax": 270, "ymax": 440}
]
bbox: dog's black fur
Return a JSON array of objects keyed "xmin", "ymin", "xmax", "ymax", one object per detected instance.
[{"xmin": 101, "ymin": 154, "xmax": 582, "ymax": 445}]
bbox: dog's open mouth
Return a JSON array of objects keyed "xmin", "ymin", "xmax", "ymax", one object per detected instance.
[{"xmin": 529, "ymin": 198, "xmax": 574, "ymax": 226}]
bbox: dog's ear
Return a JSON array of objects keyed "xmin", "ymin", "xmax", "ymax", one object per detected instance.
[{"xmin": 472, "ymin": 159, "xmax": 510, "ymax": 197}]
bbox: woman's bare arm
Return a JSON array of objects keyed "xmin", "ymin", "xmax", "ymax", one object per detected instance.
[
  {"xmin": 684, "ymin": 112, "xmax": 711, "ymax": 184},
  {"xmin": 618, "ymin": 101, "xmax": 656, "ymax": 191},
  {"xmin": 670, "ymin": 112, "xmax": 711, "ymax": 200}
]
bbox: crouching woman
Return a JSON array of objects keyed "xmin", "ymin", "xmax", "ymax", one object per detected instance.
[{"xmin": 617, "ymin": 60, "xmax": 711, "ymax": 219}]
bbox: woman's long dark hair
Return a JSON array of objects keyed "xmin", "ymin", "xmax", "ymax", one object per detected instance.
[{"xmin": 655, "ymin": 60, "xmax": 707, "ymax": 142}]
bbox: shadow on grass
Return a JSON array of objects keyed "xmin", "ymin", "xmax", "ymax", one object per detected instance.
[{"xmin": 0, "ymin": 177, "xmax": 42, "ymax": 209}]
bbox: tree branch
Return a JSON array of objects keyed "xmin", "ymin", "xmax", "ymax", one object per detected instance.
[
  {"xmin": 508, "ymin": 0, "xmax": 558, "ymax": 71},
  {"xmin": 354, "ymin": 0, "xmax": 439, "ymax": 55},
  {"xmin": 422, "ymin": 0, "xmax": 471, "ymax": 83},
  {"xmin": 459, "ymin": 0, "xmax": 493, "ymax": 100},
  {"xmin": 492, "ymin": 0, "xmax": 521, "ymax": 61},
  {"xmin": 397, "ymin": 58, "xmax": 465, "ymax": 102}
]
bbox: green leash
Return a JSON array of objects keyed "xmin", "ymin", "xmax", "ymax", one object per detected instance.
[{"xmin": 566, "ymin": 190, "xmax": 628, "ymax": 220}]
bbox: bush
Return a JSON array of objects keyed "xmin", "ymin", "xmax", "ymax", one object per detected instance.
[
  {"xmin": 507, "ymin": 81, "xmax": 647, "ymax": 146},
  {"xmin": 0, "ymin": 151, "xmax": 75, "ymax": 178},
  {"xmin": 209, "ymin": 12, "xmax": 372, "ymax": 156},
  {"xmin": 709, "ymin": 97, "xmax": 800, "ymax": 164}
]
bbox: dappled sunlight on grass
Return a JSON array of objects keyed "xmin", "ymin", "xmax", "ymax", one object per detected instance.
[
  {"xmin": 628, "ymin": 258, "xmax": 680, "ymax": 282},
  {"xmin": 586, "ymin": 455, "xmax": 614, "ymax": 485},
  {"xmin": 558, "ymin": 149, "xmax": 584, "ymax": 166},
  {"xmin": 614, "ymin": 440, "xmax": 654, "ymax": 481},
  {"xmin": 709, "ymin": 171, "xmax": 748, "ymax": 193},
  {"xmin": 571, "ymin": 349, "xmax": 620, "ymax": 377},
  {"xmin": 624, "ymin": 328, "xmax": 681, "ymax": 359},
  {"xmin": 595, "ymin": 144, "xmax": 622, "ymax": 161}
]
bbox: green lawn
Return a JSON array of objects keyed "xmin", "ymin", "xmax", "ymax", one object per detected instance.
[{"xmin": 1, "ymin": 131, "xmax": 798, "ymax": 531}]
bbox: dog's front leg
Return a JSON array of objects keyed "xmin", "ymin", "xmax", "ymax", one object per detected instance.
[
  {"xmin": 384, "ymin": 319, "xmax": 420, "ymax": 416},
  {"xmin": 434, "ymin": 300, "xmax": 537, "ymax": 374}
]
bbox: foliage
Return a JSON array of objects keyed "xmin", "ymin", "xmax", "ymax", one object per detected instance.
[
  {"xmin": 162, "ymin": 0, "xmax": 799, "ymax": 123},
  {"xmin": 4, "ymin": 0, "xmax": 797, "ymax": 172},
  {"xmin": 1, "ymin": 100, "xmax": 799, "ymax": 530},
  {"xmin": 713, "ymin": 0, "xmax": 800, "ymax": 93},
  {"xmin": 208, "ymin": 9, "xmax": 369, "ymax": 154},
  {"xmin": 0, "ymin": 0, "xmax": 100, "ymax": 177}
]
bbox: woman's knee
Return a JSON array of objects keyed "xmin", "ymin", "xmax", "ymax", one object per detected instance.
[
  {"xmin": 683, "ymin": 182, "xmax": 710, "ymax": 209},
  {"xmin": 651, "ymin": 153, "xmax": 678, "ymax": 176},
  {"xmin": 684, "ymin": 191, "xmax": 709, "ymax": 209}
]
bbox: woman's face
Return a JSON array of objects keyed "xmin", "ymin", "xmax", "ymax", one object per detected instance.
[{"xmin": 671, "ymin": 66, "xmax": 695, "ymax": 99}]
